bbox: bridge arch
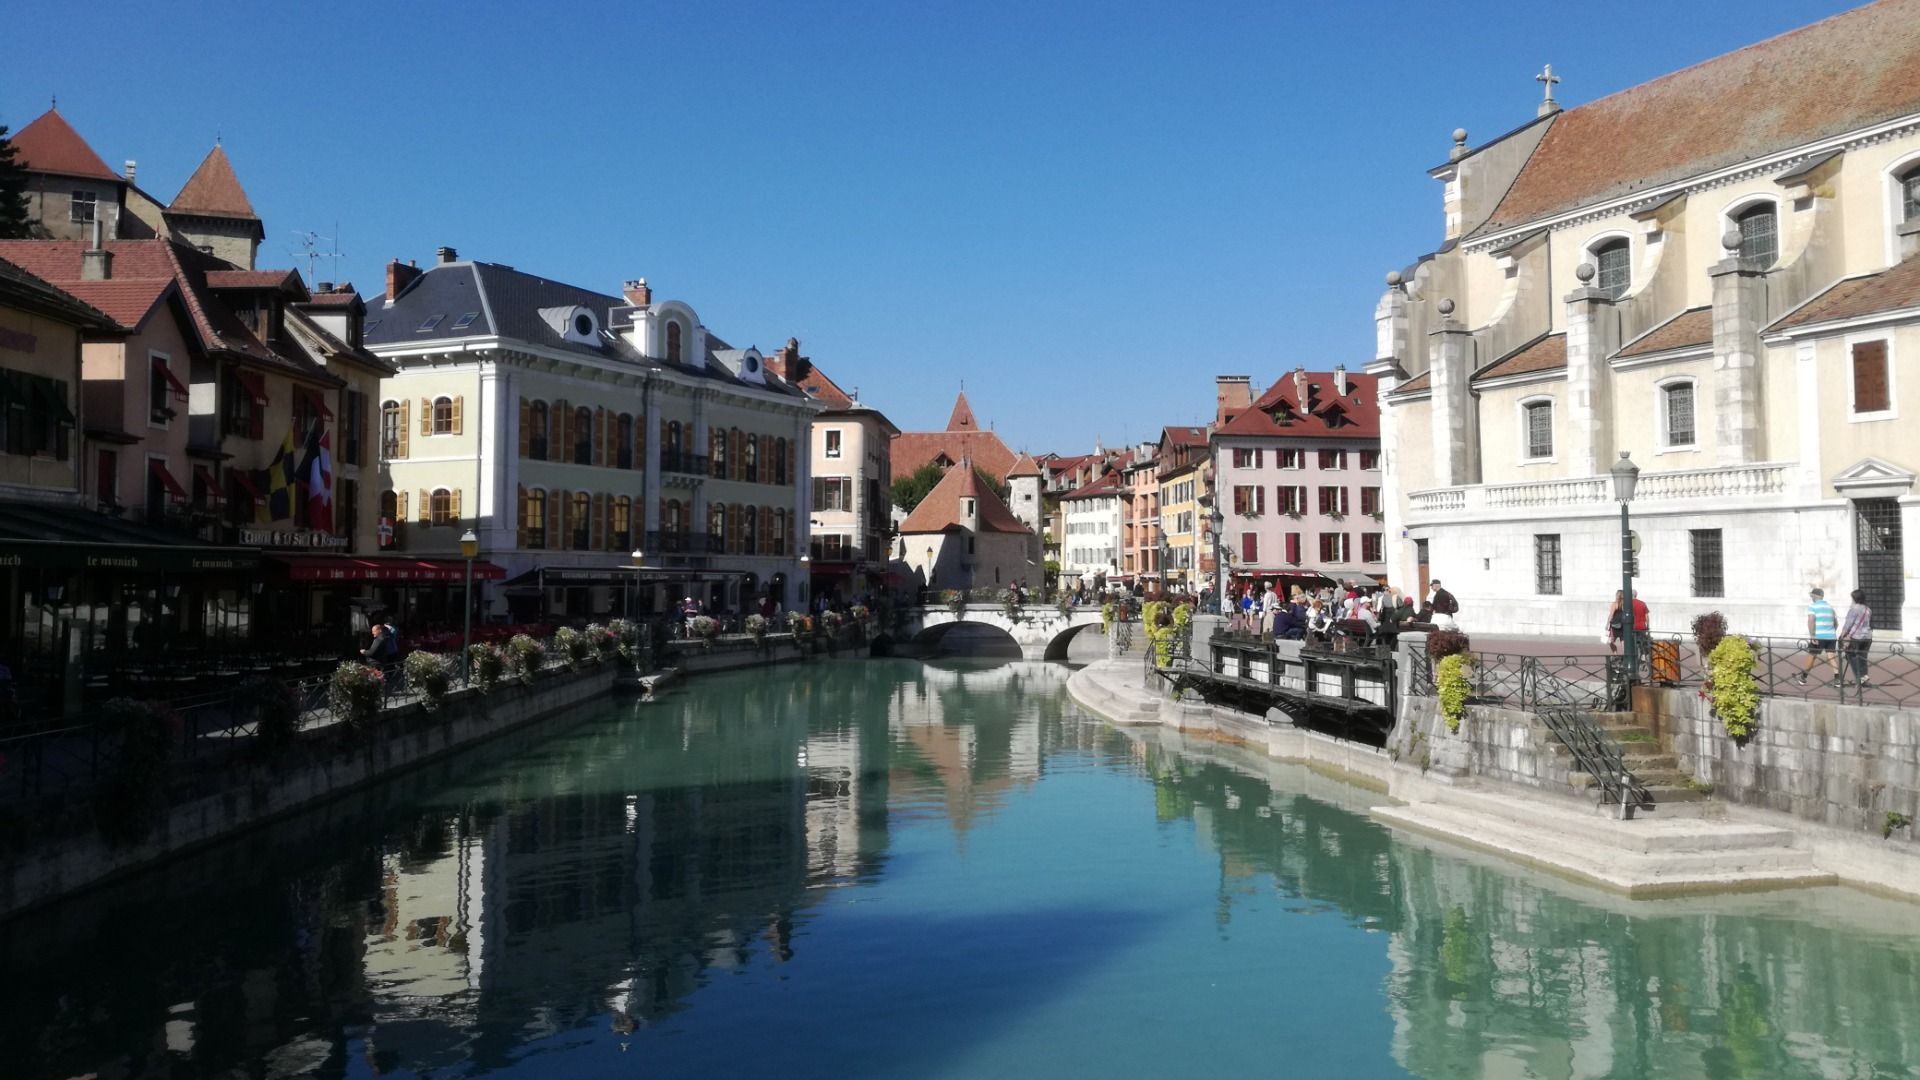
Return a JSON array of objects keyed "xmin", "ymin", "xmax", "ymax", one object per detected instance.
[{"xmin": 894, "ymin": 604, "xmax": 1107, "ymax": 662}]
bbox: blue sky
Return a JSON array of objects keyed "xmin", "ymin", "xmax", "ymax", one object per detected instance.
[{"xmin": 3, "ymin": 0, "xmax": 1856, "ymax": 455}]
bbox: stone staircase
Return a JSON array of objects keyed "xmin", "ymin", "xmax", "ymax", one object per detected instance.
[
  {"xmin": 1554, "ymin": 710, "xmax": 1714, "ymax": 814},
  {"xmin": 1372, "ymin": 782, "xmax": 1835, "ymax": 897}
]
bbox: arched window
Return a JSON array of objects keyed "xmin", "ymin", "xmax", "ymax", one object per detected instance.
[
  {"xmin": 710, "ymin": 427, "xmax": 727, "ymax": 478},
  {"xmin": 775, "ymin": 438, "xmax": 788, "ymax": 485},
  {"xmin": 1736, "ymin": 202, "xmax": 1778, "ymax": 267},
  {"xmin": 1521, "ymin": 399, "xmax": 1554, "ymax": 460},
  {"xmin": 379, "ymin": 489, "xmax": 397, "ymax": 523},
  {"xmin": 664, "ymin": 498, "xmax": 685, "ymax": 548},
  {"xmin": 1902, "ymin": 163, "xmax": 1920, "ymax": 224},
  {"xmin": 431, "ymin": 396, "xmax": 455, "ymax": 435},
  {"xmin": 381, "ymin": 399, "xmax": 406, "ymax": 459},
  {"xmin": 528, "ymin": 401, "xmax": 549, "ymax": 460},
  {"xmin": 666, "ymin": 321, "xmax": 683, "ymax": 364},
  {"xmin": 743, "ymin": 504, "xmax": 759, "ymax": 553},
  {"xmin": 612, "ymin": 495, "xmax": 632, "ymax": 549},
  {"xmin": 616, "ymin": 413, "xmax": 634, "ymax": 469},
  {"xmin": 708, "ymin": 503, "xmax": 726, "ymax": 551},
  {"xmin": 526, "ymin": 489, "xmax": 547, "ymax": 549},
  {"xmin": 744, "ymin": 434, "xmax": 759, "ymax": 482},
  {"xmin": 773, "ymin": 508, "xmax": 787, "ymax": 555},
  {"xmin": 570, "ymin": 491, "xmax": 590, "ymax": 550},
  {"xmin": 429, "ymin": 488, "xmax": 454, "ymax": 526},
  {"xmin": 574, "ymin": 406, "xmax": 592, "ymax": 464},
  {"xmin": 1592, "ymin": 238, "xmax": 1630, "ymax": 299},
  {"xmin": 666, "ymin": 420, "xmax": 682, "ymax": 470}
]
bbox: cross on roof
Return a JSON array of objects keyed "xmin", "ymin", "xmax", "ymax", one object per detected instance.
[{"xmin": 1536, "ymin": 64, "xmax": 1560, "ymax": 102}]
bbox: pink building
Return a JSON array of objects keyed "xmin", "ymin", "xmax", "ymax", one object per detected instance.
[{"xmin": 1211, "ymin": 368, "xmax": 1385, "ymax": 593}]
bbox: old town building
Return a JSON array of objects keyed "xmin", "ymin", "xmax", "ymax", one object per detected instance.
[
  {"xmin": 1374, "ymin": 0, "xmax": 1920, "ymax": 636},
  {"xmin": 1154, "ymin": 425, "xmax": 1211, "ymax": 593},
  {"xmin": 897, "ymin": 461, "xmax": 1032, "ymax": 592}
]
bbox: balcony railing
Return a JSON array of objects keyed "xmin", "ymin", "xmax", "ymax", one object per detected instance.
[
  {"xmin": 645, "ymin": 529, "xmax": 708, "ymax": 555},
  {"xmin": 661, "ymin": 451, "xmax": 710, "ymax": 476},
  {"xmin": 1408, "ymin": 462, "xmax": 1794, "ymax": 516}
]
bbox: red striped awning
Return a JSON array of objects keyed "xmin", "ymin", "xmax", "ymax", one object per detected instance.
[
  {"xmin": 269, "ymin": 555, "xmax": 507, "ymax": 583},
  {"xmin": 232, "ymin": 469, "xmax": 264, "ymax": 499},
  {"xmin": 234, "ymin": 369, "xmax": 269, "ymax": 406},
  {"xmin": 298, "ymin": 385, "xmax": 334, "ymax": 419},
  {"xmin": 148, "ymin": 458, "xmax": 187, "ymax": 498},
  {"xmin": 152, "ymin": 356, "xmax": 189, "ymax": 399}
]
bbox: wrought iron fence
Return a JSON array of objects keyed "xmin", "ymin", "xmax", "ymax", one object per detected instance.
[{"xmin": 1642, "ymin": 633, "xmax": 1920, "ymax": 709}]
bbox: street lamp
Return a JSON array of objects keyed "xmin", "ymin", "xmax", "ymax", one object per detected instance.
[
  {"xmin": 1208, "ymin": 506, "xmax": 1226, "ymax": 614},
  {"xmin": 459, "ymin": 529, "xmax": 479, "ymax": 685},
  {"xmin": 627, "ymin": 547, "xmax": 645, "ymax": 673},
  {"xmin": 1610, "ymin": 451, "xmax": 1641, "ymax": 700}
]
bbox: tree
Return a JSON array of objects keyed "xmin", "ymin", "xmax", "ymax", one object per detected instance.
[
  {"xmin": 889, "ymin": 462, "xmax": 1011, "ymax": 514},
  {"xmin": 0, "ymin": 126, "xmax": 30, "ymax": 240}
]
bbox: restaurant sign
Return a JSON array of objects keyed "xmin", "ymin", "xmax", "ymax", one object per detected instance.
[{"xmin": 236, "ymin": 527, "xmax": 348, "ymax": 550}]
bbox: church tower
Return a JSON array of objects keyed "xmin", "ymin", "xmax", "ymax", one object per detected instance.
[
  {"xmin": 1005, "ymin": 452, "xmax": 1045, "ymax": 565},
  {"xmin": 166, "ymin": 145, "xmax": 264, "ymax": 269}
]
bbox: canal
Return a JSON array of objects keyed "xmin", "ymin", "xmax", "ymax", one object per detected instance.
[{"xmin": 7, "ymin": 658, "xmax": 1920, "ymax": 1078}]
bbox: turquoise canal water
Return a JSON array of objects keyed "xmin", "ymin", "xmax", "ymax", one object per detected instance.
[{"xmin": 9, "ymin": 659, "xmax": 1920, "ymax": 1078}]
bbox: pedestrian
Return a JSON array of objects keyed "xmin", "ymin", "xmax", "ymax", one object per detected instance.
[
  {"xmin": 1605, "ymin": 590, "xmax": 1625, "ymax": 653},
  {"xmin": 1796, "ymin": 587, "xmax": 1840, "ymax": 686},
  {"xmin": 1428, "ymin": 579, "xmax": 1460, "ymax": 631},
  {"xmin": 1840, "ymin": 588, "xmax": 1874, "ymax": 689}
]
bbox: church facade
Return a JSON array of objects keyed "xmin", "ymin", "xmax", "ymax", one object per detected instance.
[{"xmin": 1374, "ymin": 0, "xmax": 1920, "ymax": 638}]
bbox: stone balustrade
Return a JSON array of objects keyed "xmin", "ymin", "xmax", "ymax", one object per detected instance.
[{"xmin": 1409, "ymin": 461, "xmax": 1794, "ymax": 517}]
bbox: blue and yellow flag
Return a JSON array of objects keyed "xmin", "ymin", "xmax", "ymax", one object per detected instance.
[{"xmin": 268, "ymin": 428, "xmax": 297, "ymax": 521}]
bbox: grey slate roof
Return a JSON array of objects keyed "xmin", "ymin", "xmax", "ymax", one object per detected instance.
[{"xmin": 363, "ymin": 261, "xmax": 804, "ymax": 396}]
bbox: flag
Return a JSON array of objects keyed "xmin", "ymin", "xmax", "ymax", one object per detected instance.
[
  {"xmin": 268, "ymin": 428, "xmax": 297, "ymax": 521},
  {"xmin": 304, "ymin": 426, "xmax": 334, "ymax": 533}
]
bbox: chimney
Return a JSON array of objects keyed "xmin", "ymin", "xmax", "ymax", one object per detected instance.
[
  {"xmin": 1292, "ymin": 368, "xmax": 1310, "ymax": 409},
  {"xmin": 1214, "ymin": 375, "xmax": 1251, "ymax": 424},
  {"xmin": 436, "ymin": 246, "xmax": 458, "ymax": 265},
  {"xmin": 316, "ymin": 281, "xmax": 333, "ymax": 293},
  {"xmin": 124, "ymin": 159, "xmax": 137, "ymax": 184},
  {"xmin": 623, "ymin": 278, "xmax": 652, "ymax": 307},
  {"xmin": 386, "ymin": 258, "xmax": 423, "ymax": 301},
  {"xmin": 81, "ymin": 219, "xmax": 113, "ymax": 281},
  {"xmin": 1333, "ymin": 364, "xmax": 1347, "ymax": 394}
]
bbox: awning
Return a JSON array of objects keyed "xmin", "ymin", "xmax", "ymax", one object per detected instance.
[
  {"xmin": 192, "ymin": 464, "xmax": 224, "ymax": 503},
  {"xmin": 152, "ymin": 356, "xmax": 189, "ymax": 399},
  {"xmin": 232, "ymin": 469, "xmax": 264, "ymax": 500},
  {"xmin": 0, "ymin": 502, "xmax": 259, "ymax": 572},
  {"xmin": 269, "ymin": 555, "xmax": 508, "ymax": 583},
  {"xmin": 148, "ymin": 458, "xmax": 187, "ymax": 499},
  {"xmin": 234, "ymin": 369, "xmax": 269, "ymax": 406},
  {"xmin": 299, "ymin": 385, "xmax": 334, "ymax": 419}
]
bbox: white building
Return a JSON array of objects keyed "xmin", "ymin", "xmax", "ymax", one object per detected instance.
[
  {"xmin": 897, "ymin": 462, "xmax": 1035, "ymax": 593},
  {"xmin": 1374, "ymin": 1, "xmax": 1920, "ymax": 638},
  {"xmin": 1060, "ymin": 471, "xmax": 1124, "ymax": 585}
]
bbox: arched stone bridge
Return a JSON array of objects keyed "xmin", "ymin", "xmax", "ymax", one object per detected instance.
[{"xmin": 891, "ymin": 603, "xmax": 1108, "ymax": 661}]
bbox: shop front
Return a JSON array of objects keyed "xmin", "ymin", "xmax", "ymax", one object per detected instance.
[
  {"xmin": 501, "ymin": 565, "xmax": 751, "ymax": 624},
  {"xmin": 264, "ymin": 551, "xmax": 507, "ymax": 654}
]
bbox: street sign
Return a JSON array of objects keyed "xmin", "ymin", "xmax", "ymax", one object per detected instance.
[{"xmin": 1628, "ymin": 530, "xmax": 1643, "ymax": 554}]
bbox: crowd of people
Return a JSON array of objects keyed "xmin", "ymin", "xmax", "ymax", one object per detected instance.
[{"xmin": 1222, "ymin": 578, "xmax": 1462, "ymax": 650}]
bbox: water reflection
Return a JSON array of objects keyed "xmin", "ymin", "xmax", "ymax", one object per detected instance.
[{"xmin": 5, "ymin": 659, "xmax": 1920, "ymax": 1079}]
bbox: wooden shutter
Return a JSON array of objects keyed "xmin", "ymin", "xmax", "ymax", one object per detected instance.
[
  {"xmin": 593, "ymin": 408, "xmax": 606, "ymax": 466},
  {"xmin": 633, "ymin": 416, "xmax": 644, "ymax": 469},
  {"xmin": 396, "ymin": 402, "xmax": 410, "ymax": 458},
  {"xmin": 396, "ymin": 490, "xmax": 408, "ymax": 525},
  {"xmin": 733, "ymin": 430, "xmax": 746, "ymax": 480},
  {"xmin": 1854, "ymin": 341, "xmax": 1890, "ymax": 413},
  {"xmin": 517, "ymin": 486, "xmax": 529, "ymax": 548},
  {"xmin": 451, "ymin": 488, "xmax": 462, "ymax": 523},
  {"xmin": 729, "ymin": 505, "xmax": 741, "ymax": 553},
  {"xmin": 555, "ymin": 400, "xmax": 570, "ymax": 458},
  {"xmin": 1241, "ymin": 532, "xmax": 1257, "ymax": 563},
  {"xmin": 420, "ymin": 397, "xmax": 432, "ymax": 436},
  {"xmin": 417, "ymin": 488, "xmax": 430, "ymax": 525},
  {"xmin": 248, "ymin": 392, "xmax": 263, "ymax": 440},
  {"xmin": 451, "ymin": 395, "xmax": 464, "ymax": 435},
  {"xmin": 592, "ymin": 492, "xmax": 606, "ymax": 550},
  {"xmin": 759, "ymin": 506, "xmax": 772, "ymax": 554},
  {"xmin": 519, "ymin": 398, "xmax": 530, "ymax": 458},
  {"xmin": 1286, "ymin": 533, "xmax": 1301, "ymax": 564}
]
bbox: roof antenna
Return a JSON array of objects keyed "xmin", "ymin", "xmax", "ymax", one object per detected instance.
[{"xmin": 49, "ymin": 94, "xmax": 57, "ymax": 110}]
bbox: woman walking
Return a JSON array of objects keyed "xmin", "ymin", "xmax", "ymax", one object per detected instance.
[
  {"xmin": 1840, "ymin": 589, "xmax": 1874, "ymax": 689},
  {"xmin": 1604, "ymin": 591, "xmax": 1624, "ymax": 653}
]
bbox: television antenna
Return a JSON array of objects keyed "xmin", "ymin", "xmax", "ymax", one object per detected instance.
[{"xmin": 288, "ymin": 225, "xmax": 345, "ymax": 283}]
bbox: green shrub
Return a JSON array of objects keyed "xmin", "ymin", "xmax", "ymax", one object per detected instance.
[
  {"xmin": 610, "ymin": 618, "xmax": 640, "ymax": 662},
  {"xmin": 328, "ymin": 661, "xmax": 386, "ymax": 732},
  {"xmin": 507, "ymin": 634, "xmax": 546, "ymax": 685},
  {"xmin": 1437, "ymin": 653, "xmax": 1473, "ymax": 734},
  {"xmin": 555, "ymin": 626, "xmax": 592, "ymax": 670},
  {"xmin": 585, "ymin": 621, "xmax": 620, "ymax": 660},
  {"xmin": 404, "ymin": 650, "xmax": 453, "ymax": 709},
  {"xmin": 468, "ymin": 642, "xmax": 506, "ymax": 693},
  {"xmin": 1708, "ymin": 635, "xmax": 1760, "ymax": 739},
  {"xmin": 745, "ymin": 613, "xmax": 769, "ymax": 643}
]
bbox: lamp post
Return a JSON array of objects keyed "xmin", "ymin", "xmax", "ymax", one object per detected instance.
[
  {"xmin": 459, "ymin": 529, "xmax": 479, "ymax": 685},
  {"xmin": 1610, "ymin": 452, "xmax": 1641, "ymax": 701},
  {"xmin": 627, "ymin": 547, "xmax": 645, "ymax": 672},
  {"xmin": 1208, "ymin": 506, "xmax": 1225, "ymax": 614}
]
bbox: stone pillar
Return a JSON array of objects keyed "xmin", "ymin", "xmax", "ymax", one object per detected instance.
[
  {"xmin": 1427, "ymin": 302, "xmax": 1474, "ymax": 487},
  {"xmin": 1374, "ymin": 272, "xmax": 1410, "ymax": 368},
  {"xmin": 483, "ymin": 365, "xmax": 516, "ymax": 556},
  {"xmin": 1563, "ymin": 265, "xmax": 1618, "ymax": 476},
  {"xmin": 641, "ymin": 379, "xmax": 661, "ymax": 535},
  {"xmin": 1710, "ymin": 230, "xmax": 1768, "ymax": 466}
]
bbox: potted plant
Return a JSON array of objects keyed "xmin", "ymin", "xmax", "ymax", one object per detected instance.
[
  {"xmin": 745, "ymin": 612, "xmax": 769, "ymax": 645},
  {"xmin": 403, "ymin": 650, "xmax": 453, "ymax": 709},
  {"xmin": 687, "ymin": 614, "xmax": 720, "ymax": 643},
  {"xmin": 468, "ymin": 642, "xmax": 506, "ymax": 693},
  {"xmin": 507, "ymin": 634, "xmax": 546, "ymax": 685},
  {"xmin": 1706, "ymin": 635, "xmax": 1760, "ymax": 741},
  {"xmin": 328, "ymin": 660, "xmax": 387, "ymax": 731},
  {"xmin": 554, "ymin": 626, "xmax": 593, "ymax": 670}
]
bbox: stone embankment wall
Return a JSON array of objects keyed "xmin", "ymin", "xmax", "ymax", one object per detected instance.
[
  {"xmin": 2, "ymin": 666, "xmax": 615, "ymax": 919},
  {"xmin": 1390, "ymin": 697, "xmax": 1573, "ymax": 793},
  {"xmin": 1644, "ymin": 686, "xmax": 1920, "ymax": 837}
]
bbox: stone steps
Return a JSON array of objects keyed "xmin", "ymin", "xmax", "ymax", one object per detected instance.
[{"xmin": 1372, "ymin": 784, "xmax": 1835, "ymax": 897}]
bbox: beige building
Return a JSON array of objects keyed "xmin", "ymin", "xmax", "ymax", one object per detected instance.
[
  {"xmin": 897, "ymin": 463, "xmax": 1033, "ymax": 593},
  {"xmin": 1375, "ymin": 0, "xmax": 1920, "ymax": 637},
  {"xmin": 764, "ymin": 339, "xmax": 898, "ymax": 602},
  {"xmin": 364, "ymin": 254, "xmax": 823, "ymax": 620}
]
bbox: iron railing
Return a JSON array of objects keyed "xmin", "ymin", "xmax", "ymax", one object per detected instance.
[{"xmin": 1639, "ymin": 633, "xmax": 1920, "ymax": 709}]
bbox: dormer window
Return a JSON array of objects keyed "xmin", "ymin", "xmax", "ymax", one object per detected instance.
[
  {"xmin": 1593, "ymin": 238, "xmax": 1630, "ymax": 299},
  {"xmin": 667, "ymin": 321, "xmax": 683, "ymax": 364},
  {"xmin": 417, "ymin": 314, "xmax": 445, "ymax": 333},
  {"xmin": 1736, "ymin": 203, "xmax": 1778, "ymax": 267},
  {"xmin": 573, "ymin": 312, "xmax": 594, "ymax": 337}
]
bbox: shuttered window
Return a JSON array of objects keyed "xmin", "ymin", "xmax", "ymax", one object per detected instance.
[
  {"xmin": 1240, "ymin": 532, "xmax": 1258, "ymax": 564},
  {"xmin": 1284, "ymin": 532, "xmax": 1301, "ymax": 564},
  {"xmin": 1853, "ymin": 340, "xmax": 1891, "ymax": 414}
]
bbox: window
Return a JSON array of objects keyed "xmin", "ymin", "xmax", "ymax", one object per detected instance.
[
  {"xmin": 825, "ymin": 429, "xmax": 843, "ymax": 458},
  {"xmin": 1317, "ymin": 449, "xmax": 1347, "ymax": 470},
  {"xmin": 773, "ymin": 509, "xmax": 788, "ymax": 555},
  {"xmin": 95, "ymin": 448, "xmax": 118, "ymax": 508},
  {"xmin": 575, "ymin": 406, "xmax": 593, "ymax": 463},
  {"xmin": 1852, "ymin": 339, "xmax": 1891, "ymax": 415},
  {"xmin": 337, "ymin": 477, "xmax": 358, "ymax": 540},
  {"xmin": 1903, "ymin": 164, "xmax": 1920, "ymax": 224},
  {"xmin": 417, "ymin": 314, "xmax": 444, "ymax": 334},
  {"xmin": 1359, "ymin": 450, "xmax": 1380, "ymax": 470},
  {"xmin": 664, "ymin": 420, "xmax": 682, "ymax": 467},
  {"xmin": 1278, "ymin": 449, "xmax": 1304, "ymax": 470},
  {"xmin": 70, "ymin": 190, "xmax": 96, "ymax": 223},
  {"xmin": 1360, "ymin": 486, "xmax": 1380, "ymax": 516},
  {"xmin": 342, "ymin": 390, "xmax": 365, "ymax": 466},
  {"xmin": 1361, "ymin": 532, "xmax": 1384, "ymax": 563},
  {"xmin": 775, "ymin": 438, "xmax": 789, "ymax": 484},
  {"xmin": 617, "ymin": 413, "xmax": 635, "ymax": 469},
  {"xmin": 524, "ymin": 489, "xmax": 547, "ymax": 549},
  {"xmin": 1317, "ymin": 486, "xmax": 1349, "ymax": 516},
  {"xmin": 743, "ymin": 505, "xmax": 759, "ymax": 552},
  {"xmin": 431, "ymin": 396, "xmax": 455, "ymax": 435},
  {"xmin": 1523, "ymin": 400, "xmax": 1553, "ymax": 459},
  {"xmin": 1661, "ymin": 382, "xmax": 1697, "ymax": 446},
  {"xmin": 1534, "ymin": 534, "xmax": 1562, "ymax": 595},
  {"xmin": 1736, "ymin": 203, "xmax": 1778, "ymax": 267},
  {"xmin": 1231, "ymin": 485, "xmax": 1264, "ymax": 515},
  {"xmin": 1691, "ymin": 528, "xmax": 1724, "ymax": 597},
  {"xmin": 711, "ymin": 428, "xmax": 728, "ymax": 477},
  {"xmin": 1284, "ymin": 532, "xmax": 1302, "ymax": 564},
  {"xmin": 527, "ymin": 401, "xmax": 549, "ymax": 460},
  {"xmin": 708, "ymin": 504, "xmax": 726, "ymax": 547},
  {"xmin": 430, "ymin": 488, "xmax": 456, "ymax": 526},
  {"xmin": 1593, "ymin": 238, "xmax": 1631, "ymax": 299},
  {"xmin": 664, "ymin": 499, "xmax": 685, "ymax": 537},
  {"xmin": 1232, "ymin": 447, "xmax": 1262, "ymax": 468},
  {"xmin": 149, "ymin": 356, "xmax": 173, "ymax": 427},
  {"xmin": 1318, "ymin": 533, "xmax": 1349, "ymax": 563},
  {"xmin": 745, "ymin": 435, "xmax": 759, "ymax": 482},
  {"xmin": 960, "ymin": 497, "xmax": 976, "ymax": 519},
  {"xmin": 612, "ymin": 495, "xmax": 632, "ymax": 550},
  {"xmin": 817, "ymin": 534, "xmax": 848, "ymax": 561},
  {"xmin": 1279, "ymin": 484, "xmax": 1307, "ymax": 515},
  {"xmin": 571, "ymin": 492, "xmax": 591, "ymax": 550},
  {"xmin": 813, "ymin": 476, "xmax": 852, "ymax": 511},
  {"xmin": 1240, "ymin": 532, "xmax": 1258, "ymax": 563},
  {"xmin": 666, "ymin": 321, "xmax": 683, "ymax": 364},
  {"xmin": 451, "ymin": 312, "xmax": 479, "ymax": 331}
]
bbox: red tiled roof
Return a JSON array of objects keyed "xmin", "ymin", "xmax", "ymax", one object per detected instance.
[
  {"xmin": 10, "ymin": 110, "xmax": 120, "ymax": 182},
  {"xmin": 1618, "ymin": 307, "xmax": 1714, "ymax": 357},
  {"xmin": 1473, "ymin": 334, "xmax": 1567, "ymax": 382},
  {"xmin": 206, "ymin": 268, "xmax": 305, "ymax": 294},
  {"xmin": 891, "ymin": 429, "xmax": 1017, "ymax": 480},
  {"xmin": 1060, "ymin": 472, "xmax": 1124, "ymax": 501},
  {"xmin": 1387, "ymin": 372, "xmax": 1431, "ymax": 397},
  {"xmin": 898, "ymin": 462, "xmax": 1028, "ymax": 534},
  {"xmin": 1162, "ymin": 425, "xmax": 1208, "ymax": 449},
  {"xmin": 55, "ymin": 278, "xmax": 171, "ymax": 329},
  {"xmin": 302, "ymin": 291, "xmax": 361, "ymax": 308},
  {"xmin": 1473, "ymin": 0, "xmax": 1920, "ymax": 237},
  {"xmin": 946, "ymin": 391, "xmax": 979, "ymax": 432},
  {"xmin": 1007, "ymin": 452, "xmax": 1042, "ymax": 478},
  {"xmin": 168, "ymin": 145, "xmax": 259, "ymax": 220},
  {"xmin": 1771, "ymin": 256, "xmax": 1920, "ymax": 330},
  {"xmin": 0, "ymin": 255, "xmax": 120, "ymax": 329},
  {"xmin": 1220, "ymin": 369, "xmax": 1381, "ymax": 439}
]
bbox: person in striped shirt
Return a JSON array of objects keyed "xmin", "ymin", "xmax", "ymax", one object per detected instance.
[{"xmin": 1796, "ymin": 587, "xmax": 1840, "ymax": 686}]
